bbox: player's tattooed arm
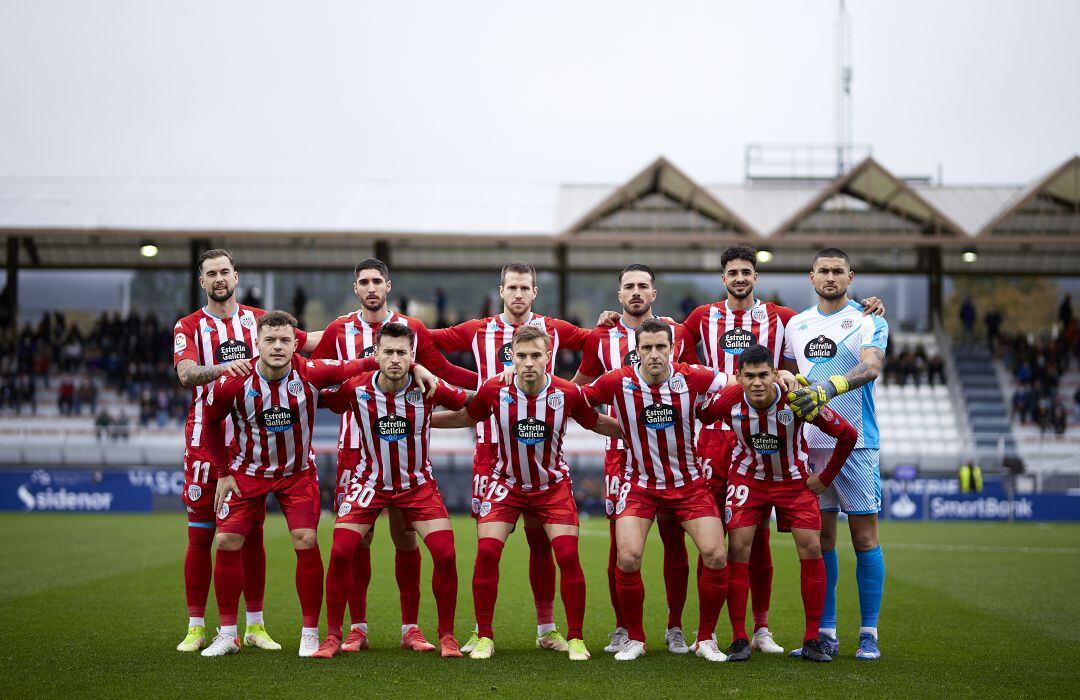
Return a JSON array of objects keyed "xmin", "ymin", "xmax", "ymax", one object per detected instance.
[
  {"xmin": 175, "ymin": 358, "xmax": 251, "ymax": 387},
  {"xmin": 842, "ymin": 346, "xmax": 885, "ymax": 390}
]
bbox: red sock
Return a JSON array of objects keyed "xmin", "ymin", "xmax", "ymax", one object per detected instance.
[
  {"xmin": 326, "ymin": 529, "xmax": 363, "ymax": 639},
  {"xmin": 607, "ymin": 522, "xmax": 625, "ymax": 629},
  {"xmin": 696, "ymin": 565, "xmax": 729, "ymax": 643},
  {"xmin": 696, "ymin": 553, "xmax": 704, "ymax": 584},
  {"xmin": 614, "ymin": 567, "xmax": 646, "ymax": 643},
  {"xmin": 349, "ymin": 545, "xmax": 371, "ymax": 625},
  {"xmin": 726, "ymin": 560, "xmax": 750, "ymax": 642},
  {"xmin": 213, "ymin": 547, "xmax": 244, "ymax": 626},
  {"xmin": 184, "ymin": 526, "xmax": 214, "ymax": 617},
  {"xmin": 749, "ymin": 526, "xmax": 773, "ymax": 630},
  {"xmin": 295, "ymin": 546, "xmax": 324, "ymax": 629},
  {"xmin": 424, "ymin": 530, "xmax": 458, "ymax": 638},
  {"xmin": 473, "ymin": 538, "xmax": 504, "ymax": 639},
  {"xmin": 241, "ymin": 521, "xmax": 266, "ymax": 614},
  {"xmin": 396, "ymin": 547, "xmax": 422, "ymax": 626},
  {"xmin": 550, "ymin": 535, "xmax": 586, "ymax": 640},
  {"xmin": 525, "ymin": 525, "xmax": 555, "ymax": 626},
  {"xmin": 800, "ymin": 557, "xmax": 827, "ymax": 643},
  {"xmin": 658, "ymin": 518, "xmax": 689, "ymax": 629}
]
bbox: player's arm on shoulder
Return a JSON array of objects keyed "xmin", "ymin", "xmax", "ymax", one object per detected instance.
[
  {"xmin": 319, "ymin": 379, "xmax": 354, "ymax": 414},
  {"xmin": 415, "ymin": 327, "xmax": 480, "ymax": 389},
  {"xmin": 571, "ymin": 370, "xmax": 599, "ymax": 386},
  {"xmin": 858, "ymin": 296, "xmax": 886, "ymax": 317},
  {"xmin": 696, "ymin": 383, "xmax": 737, "ymax": 426},
  {"xmin": 579, "ymin": 372, "xmax": 614, "ymax": 407},
  {"xmin": 430, "ymin": 408, "xmax": 476, "ymax": 429},
  {"xmin": 300, "ymin": 329, "xmax": 321, "ymax": 353},
  {"xmin": 435, "ymin": 381, "xmax": 469, "ymax": 411},
  {"xmin": 807, "ymin": 408, "xmax": 858, "ymax": 491},
  {"xmin": 554, "ymin": 318, "xmax": 591, "ymax": 350},
  {"xmin": 590, "ymin": 413, "xmax": 623, "ymax": 439},
  {"xmin": 575, "ymin": 332, "xmax": 603, "ymax": 381},
  {"xmin": 427, "ymin": 320, "xmax": 474, "ymax": 352}
]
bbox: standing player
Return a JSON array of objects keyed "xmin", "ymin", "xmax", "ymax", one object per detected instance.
[
  {"xmin": 682, "ymin": 244, "xmax": 883, "ymax": 655},
  {"xmin": 310, "ymin": 258, "xmax": 477, "ymax": 653},
  {"xmin": 199, "ymin": 311, "xmax": 367, "ymax": 657},
  {"xmin": 429, "ymin": 261, "xmax": 591, "ymax": 653},
  {"xmin": 431, "ymin": 326, "xmax": 623, "ymax": 661},
  {"xmin": 572, "ymin": 263, "xmax": 697, "ymax": 655},
  {"xmin": 783, "ymin": 248, "xmax": 888, "ymax": 661},
  {"xmin": 172, "ymin": 248, "xmax": 320, "ymax": 653},
  {"xmin": 313, "ymin": 323, "xmax": 466, "ymax": 659},
  {"xmin": 697, "ymin": 344, "xmax": 857, "ymax": 662}
]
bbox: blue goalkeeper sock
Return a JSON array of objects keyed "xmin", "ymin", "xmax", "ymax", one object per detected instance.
[
  {"xmin": 821, "ymin": 548, "xmax": 838, "ymax": 631},
  {"xmin": 855, "ymin": 545, "xmax": 885, "ymax": 629}
]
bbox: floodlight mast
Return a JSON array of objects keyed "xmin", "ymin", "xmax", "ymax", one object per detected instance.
[{"xmin": 835, "ymin": 0, "xmax": 853, "ymax": 177}]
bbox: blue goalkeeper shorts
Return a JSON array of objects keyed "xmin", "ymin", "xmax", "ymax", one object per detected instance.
[{"xmin": 807, "ymin": 447, "xmax": 881, "ymax": 516}]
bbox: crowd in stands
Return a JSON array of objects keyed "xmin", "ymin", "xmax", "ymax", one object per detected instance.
[{"xmin": 882, "ymin": 342, "xmax": 946, "ymax": 387}]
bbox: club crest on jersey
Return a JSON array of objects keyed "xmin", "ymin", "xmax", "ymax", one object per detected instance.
[
  {"xmin": 724, "ymin": 506, "xmax": 732, "ymax": 524},
  {"xmin": 187, "ymin": 484, "xmax": 202, "ymax": 501},
  {"xmin": 335, "ymin": 492, "xmax": 346, "ymax": 508},
  {"xmin": 841, "ymin": 318, "xmax": 855, "ymax": 330},
  {"xmin": 337, "ymin": 501, "xmax": 352, "ymax": 517},
  {"xmin": 606, "ymin": 499, "xmax": 614, "ymax": 516},
  {"xmin": 668, "ymin": 375, "xmax": 687, "ymax": 393},
  {"xmin": 287, "ymin": 379, "xmax": 304, "ymax": 397},
  {"xmin": 804, "ymin": 335, "xmax": 838, "ymax": 363},
  {"xmin": 479, "ymin": 501, "xmax": 492, "ymax": 518},
  {"xmin": 376, "ymin": 414, "xmax": 411, "ymax": 442},
  {"xmin": 615, "ymin": 498, "xmax": 626, "ymax": 515},
  {"xmin": 471, "ymin": 497, "xmax": 481, "ymax": 514},
  {"xmin": 722, "ymin": 328, "xmax": 754, "ymax": 355},
  {"xmin": 218, "ymin": 502, "xmax": 230, "ymax": 519},
  {"xmin": 240, "ymin": 314, "xmax": 256, "ymax": 328},
  {"xmin": 498, "ymin": 341, "xmax": 514, "ymax": 366},
  {"xmin": 261, "ymin": 405, "xmax": 298, "ymax": 433},
  {"xmin": 546, "ymin": 392, "xmax": 564, "ymax": 410},
  {"xmin": 405, "ymin": 389, "xmax": 424, "ymax": 407},
  {"xmin": 174, "ymin": 334, "xmax": 187, "ymax": 355},
  {"xmin": 512, "ymin": 417, "xmax": 551, "ymax": 445},
  {"xmin": 750, "ymin": 432, "xmax": 781, "ymax": 455},
  {"xmin": 215, "ymin": 338, "xmax": 251, "ymax": 364},
  {"xmin": 623, "ymin": 349, "xmax": 640, "ymax": 366},
  {"xmin": 206, "ymin": 387, "xmax": 215, "ymax": 405},
  {"xmin": 751, "ymin": 307, "xmax": 768, "ymax": 323},
  {"xmin": 641, "ymin": 403, "xmax": 676, "ymax": 430},
  {"xmin": 777, "ymin": 408, "xmax": 794, "ymax": 426}
]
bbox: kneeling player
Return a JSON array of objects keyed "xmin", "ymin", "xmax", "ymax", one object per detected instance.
[
  {"xmin": 697, "ymin": 344, "xmax": 856, "ymax": 662},
  {"xmin": 313, "ymin": 323, "xmax": 465, "ymax": 658},
  {"xmin": 432, "ymin": 325, "xmax": 622, "ymax": 661}
]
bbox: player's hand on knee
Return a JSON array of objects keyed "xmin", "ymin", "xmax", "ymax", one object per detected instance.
[{"xmin": 215, "ymin": 475, "xmax": 240, "ymax": 512}]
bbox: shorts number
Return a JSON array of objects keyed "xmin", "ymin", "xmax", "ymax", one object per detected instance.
[
  {"xmin": 699, "ymin": 457, "xmax": 714, "ymax": 482},
  {"xmin": 484, "ymin": 481, "xmax": 510, "ymax": 503},
  {"xmin": 473, "ymin": 474, "xmax": 489, "ymax": 498},
  {"xmin": 346, "ymin": 482, "xmax": 376, "ymax": 508},
  {"xmin": 725, "ymin": 484, "xmax": 749, "ymax": 507},
  {"xmin": 338, "ymin": 469, "xmax": 353, "ymax": 490},
  {"xmin": 189, "ymin": 460, "xmax": 211, "ymax": 484},
  {"xmin": 605, "ymin": 474, "xmax": 622, "ymax": 497}
]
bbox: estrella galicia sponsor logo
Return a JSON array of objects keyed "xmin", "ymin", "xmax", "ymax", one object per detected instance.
[
  {"xmin": 623, "ymin": 349, "xmax": 640, "ymax": 366},
  {"xmin": 499, "ymin": 341, "xmax": 514, "ymax": 366},
  {"xmin": 405, "ymin": 389, "xmax": 424, "ymax": 407},
  {"xmin": 641, "ymin": 403, "xmax": 676, "ymax": 430},
  {"xmin": 777, "ymin": 409, "xmax": 794, "ymax": 426},
  {"xmin": 750, "ymin": 432, "xmax": 781, "ymax": 454},
  {"xmin": 376, "ymin": 414, "xmax": 411, "ymax": 442},
  {"xmin": 261, "ymin": 405, "xmax": 297, "ymax": 433},
  {"xmin": 722, "ymin": 328, "xmax": 754, "ymax": 355},
  {"xmin": 215, "ymin": 338, "xmax": 251, "ymax": 364},
  {"xmin": 361, "ymin": 345, "xmax": 376, "ymax": 358},
  {"xmin": 512, "ymin": 417, "xmax": 551, "ymax": 445},
  {"xmin": 804, "ymin": 335, "xmax": 837, "ymax": 363}
]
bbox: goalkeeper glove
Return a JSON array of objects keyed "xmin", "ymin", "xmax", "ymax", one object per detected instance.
[{"xmin": 787, "ymin": 374, "xmax": 849, "ymax": 421}]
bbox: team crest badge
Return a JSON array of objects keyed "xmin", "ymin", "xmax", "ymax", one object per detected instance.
[
  {"xmin": 547, "ymin": 392, "xmax": 564, "ymax": 410},
  {"xmin": 751, "ymin": 307, "xmax": 768, "ymax": 323},
  {"xmin": 337, "ymin": 501, "xmax": 352, "ymax": 517},
  {"xmin": 668, "ymin": 375, "xmax": 687, "ymax": 393},
  {"xmin": 841, "ymin": 319, "xmax": 854, "ymax": 330},
  {"xmin": 777, "ymin": 408, "xmax": 794, "ymax": 426},
  {"xmin": 206, "ymin": 387, "xmax": 214, "ymax": 405},
  {"xmin": 287, "ymin": 379, "xmax": 304, "ymax": 397},
  {"xmin": 240, "ymin": 314, "xmax": 255, "ymax": 328},
  {"xmin": 724, "ymin": 506, "xmax": 732, "ymax": 524},
  {"xmin": 479, "ymin": 501, "xmax": 492, "ymax": 518},
  {"xmin": 471, "ymin": 497, "xmax": 481, "ymax": 514},
  {"xmin": 187, "ymin": 484, "xmax": 202, "ymax": 501},
  {"xmin": 336, "ymin": 492, "xmax": 346, "ymax": 508},
  {"xmin": 217, "ymin": 502, "xmax": 230, "ymax": 519},
  {"xmin": 527, "ymin": 317, "xmax": 546, "ymax": 330},
  {"xmin": 405, "ymin": 389, "xmax": 424, "ymax": 407},
  {"xmin": 173, "ymin": 335, "xmax": 186, "ymax": 355},
  {"xmin": 606, "ymin": 500, "xmax": 614, "ymax": 516},
  {"xmin": 615, "ymin": 498, "xmax": 626, "ymax": 515}
]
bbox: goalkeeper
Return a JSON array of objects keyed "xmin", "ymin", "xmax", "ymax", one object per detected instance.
[{"xmin": 780, "ymin": 248, "xmax": 888, "ymax": 662}]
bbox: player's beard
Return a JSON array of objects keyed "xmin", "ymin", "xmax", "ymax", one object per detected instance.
[
  {"xmin": 817, "ymin": 285, "xmax": 846, "ymax": 301},
  {"xmin": 361, "ymin": 293, "xmax": 386, "ymax": 312},
  {"xmin": 726, "ymin": 283, "xmax": 753, "ymax": 300},
  {"xmin": 208, "ymin": 285, "xmax": 235, "ymax": 303},
  {"xmin": 622, "ymin": 300, "xmax": 651, "ymax": 318}
]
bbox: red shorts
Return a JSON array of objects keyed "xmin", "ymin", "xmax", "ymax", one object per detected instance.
[
  {"xmin": 478, "ymin": 477, "xmax": 578, "ymax": 527},
  {"xmin": 615, "ymin": 477, "xmax": 719, "ymax": 522},
  {"xmin": 603, "ymin": 448, "xmax": 628, "ymax": 520},
  {"xmin": 470, "ymin": 442, "xmax": 499, "ymax": 518},
  {"xmin": 182, "ymin": 447, "xmax": 220, "ymax": 523},
  {"xmin": 697, "ymin": 428, "xmax": 736, "ymax": 485},
  {"xmin": 334, "ymin": 447, "xmax": 362, "ymax": 511},
  {"xmin": 217, "ymin": 469, "xmax": 321, "ymax": 535},
  {"xmin": 335, "ymin": 479, "xmax": 449, "ymax": 526},
  {"xmin": 723, "ymin": 471, "xmax": 821, "ymax": 531}
]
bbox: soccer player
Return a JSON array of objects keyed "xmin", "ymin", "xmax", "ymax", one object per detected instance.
[
  {"xmin": 572, "ymin": 263, "xmax": 697, "ymax": 655},
  {"xmin": 681, "ymin": 244, "xmax": 883, "ymax": 655},
  {"xmin": 431, "ymin": 325, "xmax": 623, "ymax": 661},
  {"xmin": 312, "ymin": 323, "xmax": 466, "ymax": 659},
  {"xmin": 429, "ymin": 261, "xmax": 591, "ymax": 653},
  {"xmin": 172, "ymin": 248, "xmax": 321, "ymax": 653},
  {"xmin": 198, "ymin": 311, "xmax": 368, "ymax": 658},
  {"xmin": 310, "ymin": 258, "xmax": 478, "ymax": 653},
  {"xmin": 782, "ymin": 247, "xmax": 889, "ymax": 661},
  {"xmin": 697, "ymin": 343, "xmax": 857, "ymax": 662}
]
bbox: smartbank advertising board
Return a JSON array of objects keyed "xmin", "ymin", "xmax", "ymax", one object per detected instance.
[
  {"xmin": 0, "ymin": 469, "xmax": 184, "ymax": 513},
  {"xmin": 882, "ymin": 479, "xmax": 1080, "ymax": 522}
]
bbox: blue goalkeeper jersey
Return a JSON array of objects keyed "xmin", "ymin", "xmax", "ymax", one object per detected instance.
[{"xmin": 783, "ymin": 300, "xmax": 889, "ymax": 449}]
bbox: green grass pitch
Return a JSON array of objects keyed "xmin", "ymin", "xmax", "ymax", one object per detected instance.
[{"xmin": 1, "ymin": 513, "xmax": 1078, "ymax": 697}]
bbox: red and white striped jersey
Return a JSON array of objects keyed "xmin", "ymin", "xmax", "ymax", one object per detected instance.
[
  {"xmin": 697, "ymin": 384, "xmax": 857, "ymax": 484},
  {"xmin": 172, "ymin": 305, "xmax": 309, "ymax": 452},
  {"xmin": 202, "ymin": 357, "xmax": 365, "ymax": 479},
  {"xmin": 311, "ymin": 310, "xmax": 477, "ymax": 451},
  {"xmin": 430, "ymin": 312, "xmax": 590, "ymax": 443},
  {"xmin": 577, "ymin": 317, "xmax": 699, "ymax": 450},
  {"xmin": 683, "ymin": 300, "xmax": 796, "ymax": 433},
  {"xmin": 582, "ymin": 362, "xmax": 728, "ymax": 490},
  {"xmin": 465, "ymin": 375, "xmax": 599, "ymax": 492},
  {"xmin": 322, "ymin": 372, "xmax": 467, "ymax": 492}
]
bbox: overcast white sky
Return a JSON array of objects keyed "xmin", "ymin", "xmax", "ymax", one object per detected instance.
[{"xmin": 1, "ymin": 0, "xmax": 1077, "ymax": 185}]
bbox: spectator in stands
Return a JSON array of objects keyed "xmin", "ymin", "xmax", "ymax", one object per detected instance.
[
  {"xmin": 115, "ymin": 411, "xmax": 131, "ymax": 442},
  {"xmin": 95, "ymin": 409, "xmax": 112, "ymax": 442},
  {"xmin": 435, "ymin": 287, "xmax": 448, "ymax": 328},
  {"xmin": 76, "ymin": 375, "xmax": 98, "ymax": 415},
  {"xmin": 927, "ymin": 354, "xmax": 946, "ymax": 386},
  {"xmin": 1052, "ymin": 398, "xmax": 1067, "ymax": 435},
  {"xmin": 57, "ymin": 376, "xmax": 76, "ymax": 415},
  {"xmin": 984, "ymin": 307, "xmax": 1003, "ymax": 352},
  {"xmin": 1074, "ymin": 386, "xmax": 1080, "ymax": 424},
  {"xmin": 680, "ymin": 292, "xmax": 698, "ymax": 320},
  {"xmin": 1060, "ymin": 293, "xmax": 1074, "ymax": 330},
  {"xmin": 960, "ymin": 296, "xmax": 977, "ymax": 345},
  {"xmin": 1012, "ymin": 383, "xmax": 1031, "ymax": 424}
]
